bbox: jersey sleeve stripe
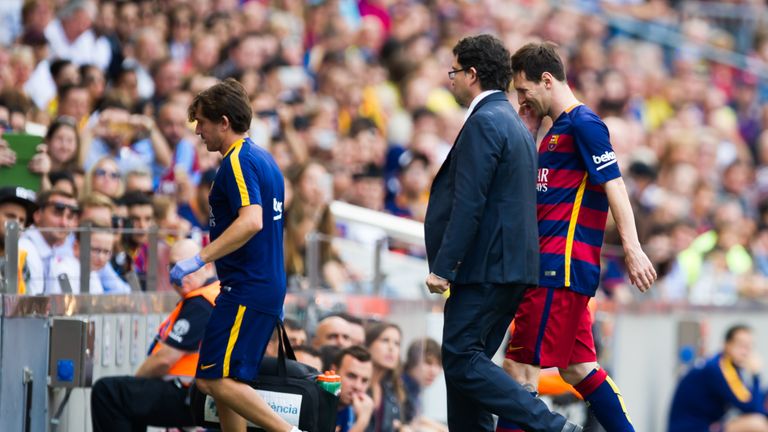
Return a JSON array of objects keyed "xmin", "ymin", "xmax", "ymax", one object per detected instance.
[
  {"xmin": 564, "ymin": 173, "xmax": 588, "ymax": 287},
  {"xmin": 230, "ymin": 140, "xmax": 251, "ymax": 207}
]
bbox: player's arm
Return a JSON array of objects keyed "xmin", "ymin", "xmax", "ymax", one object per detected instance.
[
  {"xmin": 604, "ymin": 177, "xmax": 656, "ymax": 292},
  {"xmin": 199, "ymin": 204, "xmax": 263, "ymax": 263},
  {"xmin": 135, "ymin": 343, "xmax": 185, "ymax": 378},
  {"xmin": 572, "ymin": 113, "xmax": 656, "ymax": 292}
]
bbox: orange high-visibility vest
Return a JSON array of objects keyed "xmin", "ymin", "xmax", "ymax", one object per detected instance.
[{"xmin": 151, "ymin": 282, "xmax": 219, "ymax": 378}]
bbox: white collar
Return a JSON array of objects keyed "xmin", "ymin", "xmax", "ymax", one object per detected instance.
[{"xmin": 463, "ymin": 90, "xmax": 501, "ymax": 123}]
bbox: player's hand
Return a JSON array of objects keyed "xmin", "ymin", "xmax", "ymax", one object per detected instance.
[
  {"xmin": 425, "ymin": 272, "xmax": 450, "ymax": 294},
  {"xmin": 624, "ymin": 246, "xmax": 657, "ymax": 292},
  {"xmin": 170, "ymin": 254, "xmax": 205, "ymax": 286},
  {"xmin": 28, "ymin": 144, "xmax": 51, "ymax": 175},
  {"xmin": 518, "ymin": 103, "xmax": 543, "ymax": 138},
  {"xmin": 352, "ymin": 392, "xmax": 374, "ymax": 422},
  {"xmin": 0, "ymin": 139, "xmax": 16, "ymax": 167},
  {"xmin": 745, "ymin": 353, "xmax": 763, "ymax": 375}
]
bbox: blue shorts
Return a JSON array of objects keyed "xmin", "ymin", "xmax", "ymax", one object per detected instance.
[{"xmin": 196, "ymin": 296, "xmax": 278, "ymax": 381}]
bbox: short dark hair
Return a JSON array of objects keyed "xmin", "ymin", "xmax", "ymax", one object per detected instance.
[
  {"xmin": 59, "ymin": 83, "xmax": 88, "ymax": 102},
  {"xmin": 452, "ymin": 34, "xmax": 512, "ymax": 91},
  {"xmin": 36, "ymin": 189, "xmax": 75, "ymax": 208},
  {"xmin": 725, "ymin": 324, "xmax": 751, "ymax": 343},
  {"xmin": 188, "ymin": 78, "xmax": 252, "ymax": 134},
  {"xmin": 284, "ymin": 317, "xmax": 303, "ymax": 331},
  {"xmin": 320, "ymin": 345, "xmax": 342, "ymax": 372},
  {"xmin": 510, "ymin": 42, "xmax": 566, "ymax": 83},
  {"xmin": 335, "ymin": 312, "xmax": 364, "ymax": 327},
  {"xmin": 334, "ymin": 345, "xmax": 371, "ymax": 370},
  {"xmin": 294, "ymin": 345, "xmax": 320, "ymax": 358},
  {"xmin": 121, "ymin": 191, "xmax": 153, "ymax": 209},
  {"xmin": 49, "ymin": 59, "xmax": 73, "ymax": 80},
  {"xmin": 404, "ymin": 337, "xmax": 441, "ymax": 372}
]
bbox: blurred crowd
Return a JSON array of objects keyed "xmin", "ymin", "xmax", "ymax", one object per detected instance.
[
  {"xmin": 1, "ymin": 0, "xmax": 768, "ymax": 304},
  {"xmin": 276, "ymin": 313, "xmax": 447, "ymax": 432}
]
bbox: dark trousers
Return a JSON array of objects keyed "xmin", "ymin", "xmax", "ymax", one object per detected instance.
[
  {"xmin": 442, "ymin": 283, "xmax": 566, "ymax": 432},
  {"xmin": 91, "ymin": 376, "xmax": 195, "ymax": 432}
]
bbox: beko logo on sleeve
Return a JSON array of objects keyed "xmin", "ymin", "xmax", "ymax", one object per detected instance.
[{"xmin": 591, "ymin": 151, "xmax": 617, "ymax": 171}]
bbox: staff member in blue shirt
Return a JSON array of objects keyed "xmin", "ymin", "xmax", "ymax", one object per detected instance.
[
  {"xmin": 668, "ymin": 324, "xmax": 768, "ymax": 432},
  {"xmin": 170, "ymin": 78, "xmax": 300, "ymax": 432}
]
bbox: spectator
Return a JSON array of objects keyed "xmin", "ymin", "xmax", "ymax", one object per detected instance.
[
  {"xmin": 334, "ymin": 345, "xmax": 375, "ymax": 432},
  {"xmin": 313, "ymin": 315, "xmax": 352, "ymax": 349},
  {"xmin": 285, "ymin": 317, "xmax": 308, "ymax": 348},
  {"xmin": 122, "ymin": 190, "xmax": 170, "ymax": 291},
  {"xmin": 18, "ymin": 188, "xmax": 79, "ymax": 294},
  {"xmin": 294, "ymin": 345, "xmax": 322, "ymax": 372},
  {"xmin": 49, "ymin": 219, "xmax": 113, "ymax": 294},
  {"xmin": 669, "ymin": 324, "xmax": 768, "ymax": 432},
  {"xmin": 152, "ymin": 194, "xmax": 190, "ymax": 244},
  {"xmin": 285, "ymin": 162, "xmax": 350, "ymax": 291},
  {"xmin": 385, "ymin": 151, "xmax": 430, "ymax": 221},
  {"xmin": 42, "ymin": 116, "xmax": 80, "ymax": 172},
  {"xmin": 338, "ymin": 312, "xmax": 366, "ymax": 347},
  {"xmin": 177, "ymin": 167, "xmax": 214, "ymax": 230},
  {"xmin": 48, "ymin": 171, "xmax": 80, "ymax": 197},
  {"xmin": 81, "ymin": 95, "xmax": 171, "ymax": 186},
  {"xmin": 155, "ymin": 101, "xmax": 200, "ymax": 194},
  {"xmin": 365, "ymin": 321, "xmax": 405, "ymax": 432},
  {"xmin": 124, "ymin": 169, "xmax": 153, "ymax": 195},
  {"xmin": 44, "ymin": 0, "xmax": 111, "ymax": 69},
  {"xmin": 402, "ymin": 337, "xmax": 443, "ymax": 425},
  {"xmin": 82, "ymin": 156, "xmax": 123, "ymax": 199},
  {"xmin": 0, "ymin": 186, "xmax": 37, "ymax": 293},
  {"xmin": 57, "ymin": 84, "xmax": 91, "ymax": 129}
]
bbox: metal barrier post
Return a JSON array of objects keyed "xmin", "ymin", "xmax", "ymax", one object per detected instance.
[
  {"xmin": 147, "ymin": 226, "xmax": 158, "ymax": 291},
  {"xmin": 373, "ymin": 238, "xmax": 385, "ymax": 295},
  {"xmin": 79, "ymin": 222, "xmax": 92, "ymax": 294},
  {"xmin": 306, "ymin": 232, "xmax": 320, "ymax": 290},
  {"xmin": 3, "ymin": 220, "xmax": 20, "ymax": 294}
]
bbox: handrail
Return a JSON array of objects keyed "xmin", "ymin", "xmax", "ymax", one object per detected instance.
[{"xmin": 329, "ymin": 200, "xmax": 424, "ymax": 244}]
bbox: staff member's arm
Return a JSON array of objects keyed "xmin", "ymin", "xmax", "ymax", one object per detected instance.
[
  {"xmin": 604, "ymin": 177, "xmax": 656, "ymax": 292},
  {"xmin": 135, "ymin": 344, "xmax": 185, "ymax": 378},
  {"xmin": 170, "ymin": 205, "xmax": 262, "ymax": 284}
]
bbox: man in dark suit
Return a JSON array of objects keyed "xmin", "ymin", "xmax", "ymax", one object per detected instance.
[{"xmin": 424, "ymin": 34, "xmax": 581, "ymax": 432}]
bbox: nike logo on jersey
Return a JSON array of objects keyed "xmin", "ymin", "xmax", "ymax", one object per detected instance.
[{"xmin": 200, "ymin": 363, "xmax": 217, "ymax": 370}]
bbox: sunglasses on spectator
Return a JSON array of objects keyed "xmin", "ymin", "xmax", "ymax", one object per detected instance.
[
  {"xmin": 95, "ymin": 168, "xmax": 121, "ymax": 180},
  {"xmin": 44, "ymin": 202, "xmax": 80, "ymax": 218}
]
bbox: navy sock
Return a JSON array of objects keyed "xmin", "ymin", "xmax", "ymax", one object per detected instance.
[{"xmin": 574, "ymin": 368, "xmax": 634, "ymax": 432}]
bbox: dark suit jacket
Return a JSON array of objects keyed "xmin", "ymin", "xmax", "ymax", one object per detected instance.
[{"xmin": 424, "ymin": 91, "xmax": 539, "ymax": 285}]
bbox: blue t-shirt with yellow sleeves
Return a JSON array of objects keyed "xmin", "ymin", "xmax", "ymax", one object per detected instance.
[{"xmin": 208, "ymin": 137, "xmax": 285, "ymax": 315}]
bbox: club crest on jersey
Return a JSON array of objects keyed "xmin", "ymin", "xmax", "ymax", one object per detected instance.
[{"xmin": 547, "ymin": 135, "xmax": 559, "ymax": 151}]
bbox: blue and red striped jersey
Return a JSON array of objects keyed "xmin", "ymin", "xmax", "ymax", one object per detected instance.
[{"xmin": 536, "ymin": 104, "xmax": 621, "ymax": 296}]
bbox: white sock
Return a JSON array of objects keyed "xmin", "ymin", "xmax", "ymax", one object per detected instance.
[{"xmin": 289, "ymin": 427, "xmax": 303, "ymax": 432}]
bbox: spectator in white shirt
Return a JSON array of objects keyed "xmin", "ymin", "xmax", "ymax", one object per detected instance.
[
  {"xmin": 19, "ymin": 189, "xmax": 79, "ymax": 294},
  {"xmin": 44, "ymin": 0, "xmax": 111, "ymax": 69}
]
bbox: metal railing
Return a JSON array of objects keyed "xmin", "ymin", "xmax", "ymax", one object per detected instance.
[{"xmin": 2, "ymin": 222, "xmax": 162, "ymax": 295}]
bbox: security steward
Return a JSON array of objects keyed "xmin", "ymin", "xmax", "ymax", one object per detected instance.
[{"xmin": 91, "ymin": 239, "xmax": 219, "ymax": 431}]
